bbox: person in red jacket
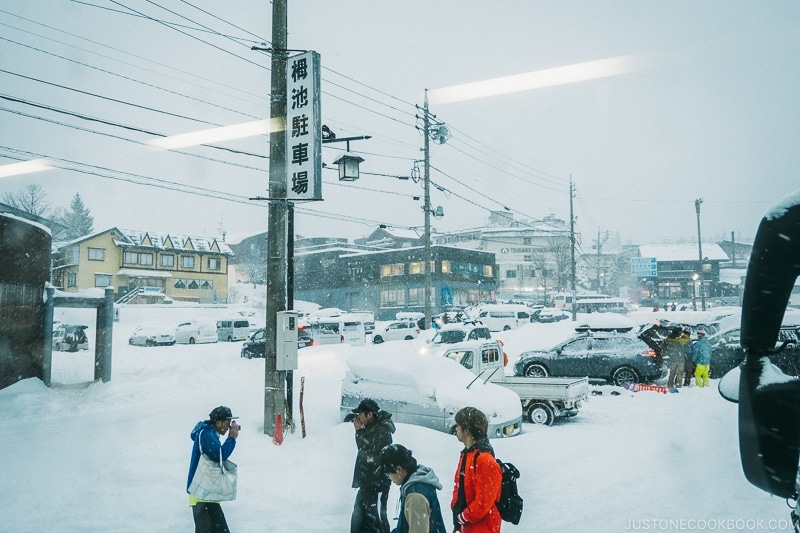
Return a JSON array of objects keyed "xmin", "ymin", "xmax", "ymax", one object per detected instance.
[{"xmin": 450, "ymin": 407, "xmax": 502, "ymax": 532}]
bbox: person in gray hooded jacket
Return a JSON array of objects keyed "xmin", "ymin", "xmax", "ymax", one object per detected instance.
[{"xmin": 378, "ymin": 444, "xmax": 447, "ymax": 533}]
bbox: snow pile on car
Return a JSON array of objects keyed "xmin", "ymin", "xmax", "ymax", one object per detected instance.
[{"xmin": 343, "ymin": 347, "xmax": 522, "ymax": 423}]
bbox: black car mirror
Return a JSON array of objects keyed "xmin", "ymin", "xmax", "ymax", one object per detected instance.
[{"xmin": 735, "ymin": 193, "xmax": 800, "ymax": 498}]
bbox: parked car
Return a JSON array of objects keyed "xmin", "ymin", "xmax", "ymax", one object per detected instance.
[
  {"xmin": 372, "ymin": 320, "xmax": 421, "ymax": 344},
  {"xmin": 241, "ymin": 328, "xmax": 265, "ymax": 358},
  {"xmin": 474, "ymin": 304, "xmax": 531, "ymax": 331},
  {"xmin": 53, "ymin": 324, "xmax": 89, "ymax": 352},
  {"xmin": 175, "ymin": 320, "xmax": 218, "ymax": 344},
  {"xmin": 427, "ymin": 322, "xmax": 492, "ymax": 345},
  {"xmin": 241, "ymin": 326, "xmax": 312, "ymax": 358},
  {"xmin": 533, "ymin": 308, "xmax": 571, "ymax": 323},
  {"xmin": 216, "ymin": 318, "xmax": 252, "ymax": 342},
  {"xmin": 340, "ymin": 346, "xmax": 522, "ymax": 437},
  {"xmin": 707, "ymin": 323, "xmax": 800, "ymax": 378},
  {"xmin": 513, "ymin": 328, "xmax": 668, "ymax": 386},
  {"xmin": 128, "ymin": 324, "xmax": 176, "ymax": 347}
]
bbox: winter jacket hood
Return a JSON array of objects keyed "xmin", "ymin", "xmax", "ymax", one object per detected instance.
[{"xmin": 402, "ymin": 464, "xmax": 443, "ymax": 495}]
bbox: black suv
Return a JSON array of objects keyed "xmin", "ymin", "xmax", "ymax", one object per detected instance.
[{"xmin": 514, "ymin": 327, "xmax": 668, "ymax": 386}]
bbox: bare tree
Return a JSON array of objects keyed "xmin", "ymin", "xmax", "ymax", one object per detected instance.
[
  {"xmin": 548, "ymin": 237, "xmax": 571, "ymax": 292},
  {"xmin": 3, "ymin": 184, "xmax": 53, "ymax": 218}
]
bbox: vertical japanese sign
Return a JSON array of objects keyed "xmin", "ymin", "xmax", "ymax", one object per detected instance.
[{"xmin": 286, "ymin": 51, "xmax": 322, "ymax": 200}]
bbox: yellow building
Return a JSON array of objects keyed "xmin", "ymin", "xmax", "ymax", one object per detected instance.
[{"xmin": 52, "ymin": 227, "xmax": 233, "ymax": 304}]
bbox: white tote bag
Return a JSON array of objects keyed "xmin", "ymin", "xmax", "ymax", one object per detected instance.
[{"xmin": 188, "ymin": 431, "xmax": 238, "ymax": 501}]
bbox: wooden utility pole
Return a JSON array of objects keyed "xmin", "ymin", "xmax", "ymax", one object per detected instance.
[
  {"xmin": 570, "ymin": 176, "xmax": 577, "ymax": 321},
  {"xmin": 264, "ymin": 0, "xmax": 287, "ymax": 436},
  {"xmin": 423, "ymin": 90, "xmax": 432, "ymax": 329}
]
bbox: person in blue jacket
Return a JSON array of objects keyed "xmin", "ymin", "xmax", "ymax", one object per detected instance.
[
  {"xmin": 693, "ymin": 330, "xmax": 712, "ymax": 387},
  {"xmin": 378, "ymin": 444, "xmax": 447, "ymax": 533},
  {"xmin": 187, "ymin": 405, "xmax": 240, "ymax": 533}
]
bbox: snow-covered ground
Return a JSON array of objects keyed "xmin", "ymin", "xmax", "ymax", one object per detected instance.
[{"xmin": 2, "ymin": 304, "xmax": 795, "ymax": 532}]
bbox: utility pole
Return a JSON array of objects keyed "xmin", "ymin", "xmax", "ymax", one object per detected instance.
[
  {"xmin": 264, "ymin": 0, "xmax": 287, "ymax": 436},
  {"xmin": 730, "ymin": 230, "xmax": 736, "ymax": 267},
  {"xmin": 595, "ymin": 228, "xmax": 607, "ymax": 294},
  {"xmin": 570, "ymin": 176, "xmax": 577, "ymax": 321},
  {"xmin": 695, "ymin": 198, "xmax": 706, "ymax": 311},
  {"xmin": 422, "ymin": 90, "xmax": 432, "ymax": 329}
]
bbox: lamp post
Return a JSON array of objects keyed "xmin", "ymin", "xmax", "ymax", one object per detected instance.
[{"xmin": 695, "ymin": 198, "xmax": 706, "ymax": 311}]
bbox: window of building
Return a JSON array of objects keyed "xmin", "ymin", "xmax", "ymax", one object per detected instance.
[
  {"xmin": 187, "ymin": 279, "xmax": 199, "ymax": 289},
  {"xmin": 409, "ymin": 261, "xmax": 434, "ymax": 275},
  {"xmin": 95, "ymin": 274, "xmax": 111, "ymax": 287},
  {"xmin": 523, "ymin": 255, "xmax": 532, "ymax": 262},
  {"xmin": 380, "ymin": 289, "xmax": 406, "ymax": 307},
  {"xmin": 380, "ymin": 263, "xmax": 404, "ymax": 277},
  {"xmin": 408, "ymin": 288, "xmax": 424, "ymax": 306},
  {"xmin": 441, "ymin": 260, "xmax": 451, "ymax": 273},
  {"xmin": 174, "ymin": 278, "xmax": 186, "ymax": 289},
  {"xmin": 88, "ymin": 247, "xmax": 105, "ymax": 261},
  {"xmin": 123, "ymin": 251, "xmax": 153, "ymax": 265},
  {"xmin": 160, "ymin": 254, "xmax": 174, "ymax": 267},
  {"xmin": 67, "ymin": 273, "xmax": 77, "ymax": 287},
  {"xmin": 181, "ymin": 256, "xmax": 195, "ymax": 269},
  {"xmin": 506, "ymin": 270, "xmax": 517, "ymax": 278},
  {"xmin": 208, "ymin": 257, "xmax": 220, "ymax": 270},
  {"xmin": 200, "ymin": 280, "xmax": 213, "ymax": 290},
  {"xmin": 483, "ymin": 265, "xmax": 493, "ymax": 277}
]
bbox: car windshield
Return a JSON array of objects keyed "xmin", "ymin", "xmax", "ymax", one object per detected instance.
[{"xmin": 433, "ymin": 330, "xmax": 466, "ymax": 344}]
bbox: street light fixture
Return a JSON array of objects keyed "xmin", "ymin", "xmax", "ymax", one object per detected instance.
[{"xmin": 695, "ymin": 198, "xmax": 706, "ymax": 311}]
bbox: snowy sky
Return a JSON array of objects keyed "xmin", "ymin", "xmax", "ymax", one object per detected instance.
[
  {"xmin": 1, "ymin": 1, "xmax": 799, "ymax": 246},
  {"xmin": 3, "ymin": 301, "xmax": 795, "ymax": 532}
]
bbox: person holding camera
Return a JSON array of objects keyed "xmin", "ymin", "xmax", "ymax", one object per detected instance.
[
  {"xmin": 378, "ymin": 444, "xmax": 447, "ymax": 533},
  {"xmin": 186, "ymin": 405, "xmax": 240, "ymax": 533},
  {"xmin": 450, "ymin": 407, "xmax": 502, "ymax": 533},
  {"xmin": 348, "ymin": 398, "xmax": 396, "ymax": 533}
]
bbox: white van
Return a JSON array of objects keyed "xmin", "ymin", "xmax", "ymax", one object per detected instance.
[
  {"xmin": 307, "ymin": 314, "xmax": 366, "ymax": 346},
  {"xmin": 216, "ymin": 318, "xmax": 252, "ymax": 342},
  {"xmin": 175, "ymin": 321, "xmax": 218, "ymax": 344},
  {"xmin": 476, "ymin": 304, "xmax": 531, "ymax": 331}
]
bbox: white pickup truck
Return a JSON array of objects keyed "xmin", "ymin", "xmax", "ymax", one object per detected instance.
[{"xmin": 441, "ymin": 340, "xmax": 590, "ymax": 425}]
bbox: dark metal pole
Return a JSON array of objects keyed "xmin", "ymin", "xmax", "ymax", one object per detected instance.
[{"xmin": 264, "ymin": 0, "xmax": 288, "ymax": 436}]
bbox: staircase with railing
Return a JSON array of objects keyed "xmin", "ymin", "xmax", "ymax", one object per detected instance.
[{"xmin": 115, "ymin": 286, "xmax": 142, "ymax": 305}]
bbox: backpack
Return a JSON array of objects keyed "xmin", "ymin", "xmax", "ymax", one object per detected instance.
[{"xmin": 476, "ymin": 451, "xmax": 524, "ymax": 525}]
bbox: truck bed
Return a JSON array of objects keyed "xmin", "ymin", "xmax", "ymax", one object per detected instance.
[{"xmin": 496, "ymin": 376, "xmax": 590, "ymax": 402}]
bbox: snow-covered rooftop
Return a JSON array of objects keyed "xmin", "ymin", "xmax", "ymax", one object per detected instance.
[{"xmin": 638, "ymin": 243, "xmax": 729, "ymax": 261}]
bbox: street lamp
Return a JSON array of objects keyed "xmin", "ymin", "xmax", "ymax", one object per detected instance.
[
  {"xmin": 322, "ymin": 125, "xmax": 370, "ymax": 181},
  {"xmin": 695, "ymin": 198, "xmax": 706, "ymax": 311}
]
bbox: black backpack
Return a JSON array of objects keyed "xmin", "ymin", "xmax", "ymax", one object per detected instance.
[{"xmin": 476, "ymin": 451, "xmax": 524, "ymax": 525}]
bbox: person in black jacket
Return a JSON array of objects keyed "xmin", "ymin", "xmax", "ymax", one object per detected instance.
[{"xmin": 349, "ymin": 398, "xmax": 396, "ymax": 533}]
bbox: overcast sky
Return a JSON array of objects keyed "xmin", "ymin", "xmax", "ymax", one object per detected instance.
[{"xmin": 1, "ymin": 1, "xmax": 798, "ymax": 250}]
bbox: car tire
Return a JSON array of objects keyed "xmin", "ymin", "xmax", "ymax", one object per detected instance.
[
  {"xmin": 128, "ymin": 339, "xmax": 134, "ymax": 345},
  {"xmin": 611, "ymin": 366, "xmax": 640, "ymax": 387},
  {"xmin": 527, "ymin": 402, "xmax": 555, "ymax": 425},
  {"xmin": 503, "ymin": 325, "xmax": 511, "ymax": 331},
  {"xmin": 55, "ymin": 343, "xmax": 61, "ymax": 351},
  {"xmin": 227, "ymin": 336, "xmax": 232, "ymax": 342},
  {"xmin": 404, "ymin": 336, "xmax": 414, "ymax": 340},
  {"xmin": 146, "ymin": 340, "xmax": 155, "ymax": 347},
  {"xmin": 373, "ymin": 336, "xmax": 384, "ymax": 344},
  {"xmin": 189, "ymin": 338, "xmax": 196, "ymax": 345},
  {"xmin": 524, "ymin": 363, "xmax": 548, "ymax": 378}
]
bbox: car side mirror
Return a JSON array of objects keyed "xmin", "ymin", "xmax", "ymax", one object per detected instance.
[{"xmin": 734, "ymin": 194, "xmax": 800, "ymax": 498}]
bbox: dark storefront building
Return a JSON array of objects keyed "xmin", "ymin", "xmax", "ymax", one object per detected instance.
[{"xmin": 294, "ymin": 244, "xmax": 497, "ymax": 320}]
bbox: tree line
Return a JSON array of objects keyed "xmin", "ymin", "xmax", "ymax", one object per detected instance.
[{"xmin": 2, "ymin": 184, "xmax": 94, "ymax": 241}]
